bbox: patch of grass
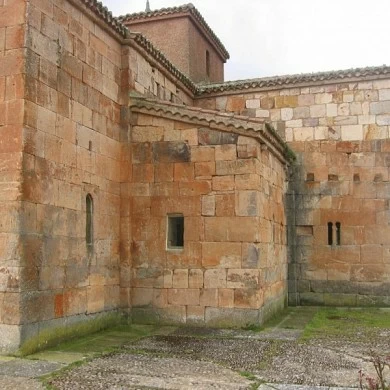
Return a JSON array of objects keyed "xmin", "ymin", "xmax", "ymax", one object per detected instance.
[
  {"xmin": 245, "ymin": 306, "xmax": 318, "ymax": 332},
  {"xmin": 240, "ymin": 371, "xmax": 257, "ymax": 380},
  {"xmin": 239, "ymin": 371, "xmax": 261, "ymax": 389},
  {"xmin": 48, "ymin": 324, "xmax": 157, "ymax": 354},
  {"xmin": 242, "ymin": 324, "xmax": 264, "ymax": 332},
  {"xmin": 302, "ymin": 307, "xmax": 390, "ymax": 341}
]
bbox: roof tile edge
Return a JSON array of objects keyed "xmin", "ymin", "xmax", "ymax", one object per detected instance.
[
  {"xmin": 196, "ymin": 65, "xmax": 390, "ymax": 95},
  {"xmin": 81, "ymin": 0, "xmax": 129, "ymax": 37},
  {"xmin": 129, "ymin": 96, "xmax": 295, "ymax": 164}
]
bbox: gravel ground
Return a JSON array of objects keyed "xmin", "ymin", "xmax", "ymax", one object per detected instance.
[
  {"xmin": 125, "ymin": 335, "xmax": 274, "ymax": 371},
  {"xmin": 47, "ymin": 326, "xmax": 390, "ymax": 389},
  {"xmin": 48, "ymin": 353, "xmax": 253, "ymax": 390}
]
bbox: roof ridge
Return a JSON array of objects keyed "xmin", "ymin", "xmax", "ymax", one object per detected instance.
[
  {"xmin": 197, "ymin": 65, "xmax": 390, "ymax": 95},
  {"xmin": 118, "ymin": 3, "xmax": 230, "ymax": 60}
]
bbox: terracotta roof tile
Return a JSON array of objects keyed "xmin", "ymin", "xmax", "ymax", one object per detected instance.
[
  {"xmin": 197, "ymin": 65, "xmax": 390, "ymax": 95},
  {"xmin": 118, "ymin": 3, "xmax": 230, "ymax": 60},
  {"xmin": 81, "ymin": 0, "xmax": 129, "ymax": 37}
]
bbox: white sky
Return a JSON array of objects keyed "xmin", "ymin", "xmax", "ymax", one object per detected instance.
[{"xmin": 103, "ymin": 0, "xmax": 390, "ymax": 81}]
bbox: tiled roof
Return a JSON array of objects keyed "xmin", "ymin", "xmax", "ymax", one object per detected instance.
[
  {"xmin": 81, "ymin": 0, "xmax": 129, "ymax": 37},
  {"xmin": 128, "ymin": 32, "xmax": 198, "ymax": 94},
  {"xmin": 197, "ymin": 65, "xmax": 390, "ymax": 95},
  {"xmin": 118, "ymin": 3, "xmax": 230, "ymax": 60},
  {"xmin": 130, "ymin": 96, "xmax": 294, "ymax": 163}
]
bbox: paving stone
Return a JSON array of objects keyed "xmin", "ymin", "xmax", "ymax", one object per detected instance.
[{"xmin": 0, "ymin": 359, "xmax": 65, "ymax": 378}]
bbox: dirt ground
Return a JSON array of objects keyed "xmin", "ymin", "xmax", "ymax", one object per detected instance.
[{"xmin": 43, "ymin": 307, "xmax": 390, "ymax": 389}]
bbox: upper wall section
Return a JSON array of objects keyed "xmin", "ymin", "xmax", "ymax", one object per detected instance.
[
  {"xmin": 119, "ymin": 4, "xmax": 229, "ymax": 84},
  {"xmin": 196, "ymin": 66, "xmax": 390, "ymax": 143}
]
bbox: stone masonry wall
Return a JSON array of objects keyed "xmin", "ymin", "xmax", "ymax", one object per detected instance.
[
  {"xmin": 0, "ymin": 0, "xmax": 27, "ymax": 352},
  {"xmin": 125, "ymin": 43, "xmax": 193, "ymax": 105},
  {"xmin": 8, "ymin": 0, "xmax": 128, "ymax": 352},
  {"xmin": 128, "ymin": 110, "xmax": 287, "ymax": 327},
  {"xmin": 196, "ymin": 78, "xmax": 390, "ymax": 306}
]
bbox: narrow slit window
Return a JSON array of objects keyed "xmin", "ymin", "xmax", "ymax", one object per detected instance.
[
  {"xmin": 206, "ymin": 50, "xmax": 210, "ymax": 77},
  {"xmin": 327, "ymin": 222, "xmax": 333, "ymax": 246},
  {"xmin": 86, "ymin": 194, "xmax": 93, "ymax": 247},
  {"xmin": 167, "ymin": 214, "xmax": 184, "ymax": 250},
  {"xmin": 336, "ymin": 222, "xmax": 341, "ymax": 246}
]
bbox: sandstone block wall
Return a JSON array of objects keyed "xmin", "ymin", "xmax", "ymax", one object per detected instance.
[
  {"xmin": 0, "ymin": 0, "xmax": 27, "ymax": 352},
  {"xmin": 0, "ymin": 0, "xmax": 131, "ymax": 352},
  {"xmin": 128, "ymin": 110, "xmax": 287, "ymax": 326},
  {"xmin": 125, "ymin": 42, "xmax": 193, "ymax": 105},
  {"xmin": 196, "ymin": 78, "xmax": 390, "ymax": 306}
]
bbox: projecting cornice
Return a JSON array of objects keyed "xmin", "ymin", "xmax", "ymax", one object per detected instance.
[{"xmin": 129, "ymin": 96, "xmax": 295, "ymax": 164}]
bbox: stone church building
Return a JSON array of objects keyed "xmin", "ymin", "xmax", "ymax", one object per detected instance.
[{"xmin": 0, "ymin": 0, "xmax": 389, "ymax": 353}]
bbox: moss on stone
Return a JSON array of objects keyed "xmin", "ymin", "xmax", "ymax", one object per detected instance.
[{"xmin": 18, "ymin": 312, "xmax": 126, "ymax": 357}]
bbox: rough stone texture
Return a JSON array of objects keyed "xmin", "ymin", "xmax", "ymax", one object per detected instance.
[
  {"xmin": 196, "ymin": 79, "xmax": 390, "ymax": 307},
  {"xmin": 2, "ymin": 0, "xmax": 390, "ymax": 354},
  {"xmin": 130, "ymin": 113, "xmax": 288, "ymax": 326},
  {"xmin": 122, "ymin": 12, "xmax": 225, "ymax": 84}
]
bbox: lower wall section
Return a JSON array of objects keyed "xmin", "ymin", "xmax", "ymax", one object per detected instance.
[
  {"xmin": 0, "ymin": 310, "xmax": 126, "ymax": 356},
  {"xmin": 296, "ymin": 280, "xmax": 390, "ymax": 307},
  {"xmin": 131, "ymin": 294, "xmax": 286, "ymax": 328}
]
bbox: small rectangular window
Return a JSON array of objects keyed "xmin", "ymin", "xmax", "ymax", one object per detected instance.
[
  {"xmin": 336, "ymin": 222, "xmax": 341, "ymax": 246},
  {"xmin": 327, "ymin": 222, "xmax": 333, "ymax": 246},
  {"xmin": 167, "ymin": 214, "xmax": 184, "ymax": 250}
]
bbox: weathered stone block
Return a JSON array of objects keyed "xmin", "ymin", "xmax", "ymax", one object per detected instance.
[
  {"xmin": 152, "ymin": 142, "xmax": 190, "ymax": 163},
  {"xmin": 200, "ymin": 288, "xmax": 218, "ymax": 306},
  {"xmin": 370, "ymin": 101, "xmax": 390, "ymax": 115},
  {"xmin": 215, "ymin": 144, "xmax": 237, "ymax": 161},
  {"xmin": 198, "ymin": 128, "xmax": 238, "ymax": 146},
  {"xmin": 235, "ymin": 191, "xmax": 260, "ymax": 216},
  {"xmin": 227, "ymin": 269, "xmax": 260, "ymax": 289},
  {"xmin": 205, "ymin": 307, "xmax": 259, "ymax": 327},
  {"xmin": 202, "ymin": 242, "xmax": 241, "ymax": 268},
  {"xmin": 195, "ymin": 162, "xmax": 215, "ymax": 178},
  {"xmin": 189, "ymin": 269, "xmax": 203, "ymax": 288},
  {"xmin": 216, "ymin": 159, "xmax": 257, "ymax": 176},
  {"xmin": 242, "ymin": 243, "xmax": 262, "ymax": 268},
  {"xmin": 168, "ymin": 289, "xmax": 200, "ymax": 306},
  {"xmin": 172, "ymin": 269, "xmax": 188, "ymax": 288},
  {"xmin": 201, "ymin": 195, "xmax": 215, "ymax": 216},
  {"xmin": 234, "ymin": 288, "xmax": 263, "ymax": 309},
  {"xmin": 212, "ymin": 175, "xmax": 235, "ymax": 191},
  {"xmin": 204, "ymin": 269, "xmax": 227, "ymax": 288},
  {"xmin": 204, "ymin": 217, "xmax": 260, "ymax": 242},
  {"xmin": 215, "ymin": 194, "xmax": 235, "ymax": 216},
  {"xmin": 218, "ymin": 289, "xmax": 234, "ymax": 308},
  {"xmin": 186, "ymin": 305, "xmax": 205, "ymax": 324}
]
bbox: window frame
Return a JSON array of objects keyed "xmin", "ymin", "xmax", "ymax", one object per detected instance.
[
  {"xmin": 86, "ymin": 194, "xmax": 93, "ymax": 248},
  {"xmin": 166, "ymin": 214, "xmax": 184, "ymax": 251}
]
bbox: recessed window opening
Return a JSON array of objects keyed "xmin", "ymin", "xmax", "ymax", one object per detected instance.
[
  {"xmin": 206, "ymin": 50, "xmax": 210, "ymax": 77},
  {"xmin": 327, "ymin": 222, "xmax": 333, "ymax": 246},
  {"xmin": 86, "ymin": 194, "xmax": 93, "ymax": 247},
  {"xmin": 167, "ymin": 214, "xmax": 184, "ymax": 250},
  {"xmin": 336, "ymin": 222, "xmax": 341, "ymax": 246}
]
